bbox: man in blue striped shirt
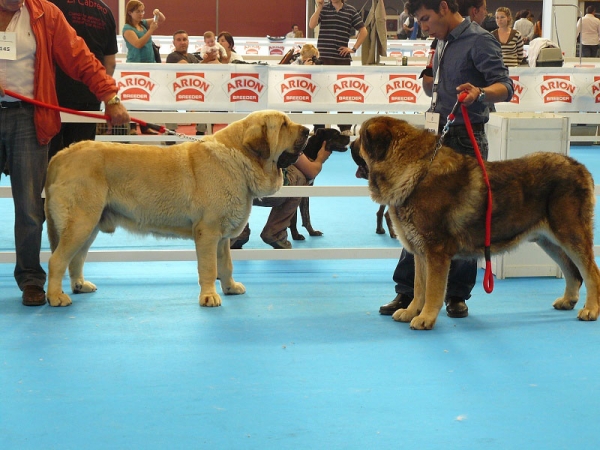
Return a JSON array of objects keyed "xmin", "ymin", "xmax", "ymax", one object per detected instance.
[
  {"xmin": 309, "ymin": 0, "xmax": 367, "ymax": 135},
  {"xmin": 309, "ymin": 0, "xmax": 367, "ymax": 64}
]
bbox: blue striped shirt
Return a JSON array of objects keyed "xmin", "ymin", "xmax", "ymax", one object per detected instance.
[{"xmin": 316, "ymin": 2, "xmax": 365, "ymax": 61}]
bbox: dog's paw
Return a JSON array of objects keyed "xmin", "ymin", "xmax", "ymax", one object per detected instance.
[
  {"xmin": 577, "ymin": 307, "xmax": 599, "ymax": 321},
  {"xmin": 199, "ymin": 293, "xmax": 222, "ymax": 307},
  {"xmin": 409, "ymin": 314, "xmax": 437, "ymax": 330},
  {"xmin": 47, "ymin": 292, "xmax": 73, "ymax": 307},
  {"xmin": 72, "ymin": 280, "xmax": 97, "ymax": 294},
  {"xmin": 392, "ymin": 308, "xmax": 418, "ymax": 322},
  {"xmin": 223, "ymin": 281, "xmax": 246, "ymax": 295},
  {"xmin": 553, "ymin": 297, "xmax": 578, "ymax": 310},
  {"xmin": 308, "ymin": 230, "xmax": 323, "ymax": 237}
]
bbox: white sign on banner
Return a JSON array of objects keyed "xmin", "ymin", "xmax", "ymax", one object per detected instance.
[{"xmin": 113, "ymin": 63, "xmax": 600, "ymax": 113}]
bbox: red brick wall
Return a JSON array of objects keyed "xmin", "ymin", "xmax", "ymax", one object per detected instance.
[{"xmin": 104, "ymin": 0, "xmax": 306, "ymax": 38}]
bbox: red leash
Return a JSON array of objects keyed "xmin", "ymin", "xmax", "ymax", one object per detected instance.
[
  {"xmin": 3, "ymin": 89, "xmax": 172, "ymax": 134},
  {"xmin": 447, "ymin": 91, "xmax": 494, "ymax": 293}
]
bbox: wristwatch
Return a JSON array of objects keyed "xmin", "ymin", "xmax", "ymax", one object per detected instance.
[
  {"xmin": 351, "ymin": 47, "xmax": 357, "ymax": 53},
  {"xmin": 477, "ymin": 88, "xmax": 486, "ymax": 103},
  {"xmin": 106, "ymin": 95, "xmax": 121, "ymax": 106}
]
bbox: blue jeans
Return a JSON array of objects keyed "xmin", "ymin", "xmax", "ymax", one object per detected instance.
[
  {"xmin": 0, "ymin": 104, "xmax": 48, "ymax": 290},
  {"xmin": 392, "ymin": 125, "xmax": 488, "ymax": 300}
]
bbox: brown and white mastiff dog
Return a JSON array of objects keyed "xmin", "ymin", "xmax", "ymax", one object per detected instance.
[
  {"xmin": 45, "ymin": 110, "xmax": 309, "ymax": 308},
  {"xmin": 355, "ymin": 115, "xmax": 600, "ymax": 330}
]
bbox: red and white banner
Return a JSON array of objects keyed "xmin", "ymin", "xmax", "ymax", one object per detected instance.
[{"xmin": 114, "ymin": 63, "xmax": 600, "ymax": 113}]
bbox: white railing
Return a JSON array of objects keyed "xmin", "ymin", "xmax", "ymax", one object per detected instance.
[{"xmin": 2, "ymin": 110, "xmax": 599, "ymax": 263}]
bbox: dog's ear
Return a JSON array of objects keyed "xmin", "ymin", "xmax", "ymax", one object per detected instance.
[
  {"xmin": 360, "ymin": 118, "xmax": 393, "ymax": 162},
  {"xmin": 243, "ymin": 124, "xmax": 271, "ymax": 160}
]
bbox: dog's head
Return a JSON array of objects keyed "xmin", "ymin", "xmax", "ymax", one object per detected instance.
[
  {"xmin": 355, "ymin": 116, "xmax": 436, "ymax": 172},
  {"xmin": 355, "ymin": 116, "xmax": 440, "ymax": 205},
  {"xmin": 315, "ymin": 128, "xmax": 350, "ymax": 152},
  {"xmin": 351, "ymin": 117, "xmax": 396, "ymax": 181},
  {"xmin": 357, "ymin": 116, "xmax": 398, "ymax": 167},
  {"xmin": 303, "ymin": 128, "xmax": 350, "ymax": 160},
  {"xmin": 235, "ymin": 110, "xmax": 309, "ymax": 168}
]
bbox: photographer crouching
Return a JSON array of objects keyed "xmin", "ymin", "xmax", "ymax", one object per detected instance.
[{"xmin": 291, "ymin": 44, "xmax": 323, "ymax": 65}]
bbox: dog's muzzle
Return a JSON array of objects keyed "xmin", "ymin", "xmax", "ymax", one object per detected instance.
[{"xmin": 278, "ymin": 127, "xmax": 310, "ymax": 168}]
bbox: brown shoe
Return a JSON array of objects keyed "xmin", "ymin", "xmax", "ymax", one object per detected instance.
[
  {"xmin": 230, "ymin": 235, "xmax": 249, "ymax": 249},
  {"xmin": 379, "ymin": 293, "xmax": 412, "ymax": 315},
  {"xmin": 445, "ymin": 296, "xmax": 468, "ymax": 318},
  {"xmin": 263, "ymin": 237, "xmax": 292, "ymax": 249},
  {"xmin": 22, "ymin": 285, "xmax": 46, "ymax": 307}
]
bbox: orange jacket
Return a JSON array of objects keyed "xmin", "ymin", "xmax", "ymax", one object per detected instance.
[{"xmin": 26, "ymin": 0, "xmax": 118, "ymax": 144}]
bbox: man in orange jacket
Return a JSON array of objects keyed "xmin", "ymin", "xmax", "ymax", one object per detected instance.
[{"xmin": 0, "ymin": 0, "xmax": 129, "ymax": 306}]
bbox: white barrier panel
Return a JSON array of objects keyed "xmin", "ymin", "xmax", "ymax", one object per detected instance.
[{"xmin": 113, "ymin": 63, "xmax": 600, "ymax": 113}]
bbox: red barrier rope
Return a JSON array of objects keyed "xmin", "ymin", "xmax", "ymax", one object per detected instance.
[
  {"xmin": 3, "ymin": 89, "xmax": 170, "ymax": 134},
  {"xmin": 447, "ymin": 91, "xmax": 494, "ymax": 294}
]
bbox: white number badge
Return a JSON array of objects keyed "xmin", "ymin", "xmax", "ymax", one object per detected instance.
[{"xmin": 0, "ymin": 32, "xmax": 17, "ymax": 60}]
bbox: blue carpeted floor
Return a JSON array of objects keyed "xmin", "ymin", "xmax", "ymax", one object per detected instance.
[{"xmin": 1, "ymin": 145, "xmax": 600, "ymax": 449}]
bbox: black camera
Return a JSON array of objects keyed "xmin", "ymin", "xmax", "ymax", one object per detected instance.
[{"xmin": 311, "ymin": 56, "xmax": 323, "ymax": 65}]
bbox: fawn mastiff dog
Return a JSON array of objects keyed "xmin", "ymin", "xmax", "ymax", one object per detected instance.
[
  {"xmin": 355, "ymin": 115, "xmax": 600, "ymax": 330},
  {"xmin": 45, "ymin": 110, "xmax": 309, "ymax": 307}
]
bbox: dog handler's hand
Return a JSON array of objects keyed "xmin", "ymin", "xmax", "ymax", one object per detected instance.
[
  {"xmin": 105, "ymin": 102, "xmax": 130, "ymax": 127},
  {"xmin": 455, "ymin": 83, "xmax": 480, "ymax": 106},
  {"xmin": 316, "ymin": 142, "xmax": 332, "ymax": 164}
]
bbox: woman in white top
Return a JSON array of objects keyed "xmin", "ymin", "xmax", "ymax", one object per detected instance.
[
  {"xmin": 493, "ymin": 7, "xmax": 524, "ymax": 67},
  {"xmin": 218, "ymin": 32, "xmax": 244, "ymax": 64}
]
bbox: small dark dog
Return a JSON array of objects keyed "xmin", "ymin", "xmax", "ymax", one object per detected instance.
[
  {"xmin": 350, "ymin": 139, "xmax": 396, "ymax": 238},
  {"xmin": 289, "ymin": 128, "xmax": 350, "ymax": 240}
]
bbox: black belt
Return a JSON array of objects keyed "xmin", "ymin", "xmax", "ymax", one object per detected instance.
[{"xmin": 0, "ymin": 101, "xmax": 26, "ymax": 109}]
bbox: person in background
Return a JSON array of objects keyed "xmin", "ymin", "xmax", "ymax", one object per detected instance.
[
  {"xmin": 513, "ymin": 9, "xmax": 534, "ymax": 44},
  {"xmin": 404, "ymin": 14, "xmax": 422, "ymax": 39},
  {"xmin": 286, "ymin": 24, "xmax": 303, "ymax": 38},
  {"xmin": 200, "ymin": 31, "xmax": 226, "ymax": 64},
  {"xmin": 457, "ymin": 0, "xmax": 488, "ymax": 26},
  {"xmin": 291, "ymin": 44, "xmax": 320, "ymax": 65},
  {"xmin": 493, "ymin": 7, "xmax": 524, "ymax": 67},
  {"xmin": 218, "ymin": 31, "xmax": 244, "ymax": 63},
  {"xmin": 397, "ymin": 4, "xmax": 410, "ymax": 39},
  {"xmin": 166, "ymin": 30, "xmax": 200, "ymax": 63},
  {"xmin": 230, "ymin": 146, "xmax": 333, "ymax": 250},
  {"xmin": 533, "ymin": 16, "xmax": 542, "ymax": 39},
  {"xmin": 165, "ymin": 29, "xmax": 200, "ymax": 137},
  {"xmin": 123, "ymin": 0, "xmax": 165, "ymax": 63},
  {"xmin": 378, "ymin": 0, "xmax": 513, "ymax": 319},
  {"xmin": 481, "ymin": 12, "xmax": 498, "ymax": 32},
  {"xmin": 0, "ymin": 0, "xmax": 129, "ymax": 306},
  {"xmin": 309, "ymin": 0, "xmax": 367, "ymax": 136},
  {"xmin": 577, "ymin": 6, "xmax": 600, "ymax": 58},
  {"xmin": 48, "ymin": 0, "xmax": 118, "ymax": 160},
  {"xmin": 208, "ymin": 31, "xmax": 243, "ymax": 134}
]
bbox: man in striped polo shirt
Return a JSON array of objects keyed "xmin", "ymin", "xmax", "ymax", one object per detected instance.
[{"xmin": 309, "ymin": 0, "xmax": 367, "ymax": 135}]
